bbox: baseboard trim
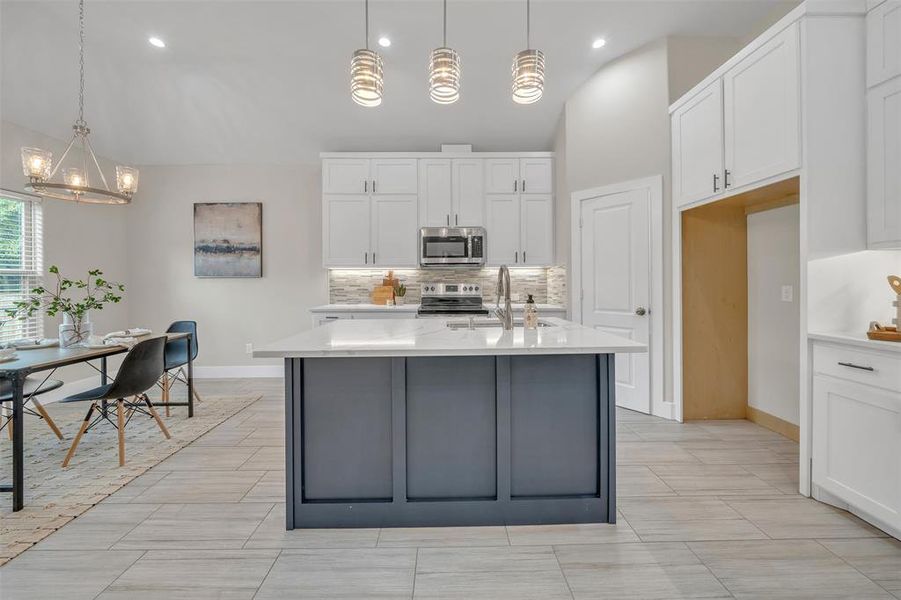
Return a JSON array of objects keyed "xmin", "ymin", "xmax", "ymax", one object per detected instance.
[{"xmin": 746, "ymin": 405, "xmax": 800, "ymax": 442}]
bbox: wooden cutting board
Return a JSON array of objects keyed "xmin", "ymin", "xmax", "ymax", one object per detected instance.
[{"xmin": 370, "ymin": 285, "xmax": 394, "ymax": 305}]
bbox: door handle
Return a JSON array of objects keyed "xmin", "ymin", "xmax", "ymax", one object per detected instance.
[
  {"xmin": 635, "ymin": 307, "xmax": 647, "ymax": 316},
  {"xmin": 713, "ymin": 173, "xmax": 720, "ymax": 193},
  {"xmin": 724, "ymin": 170, "xmax": 731, "ymax": 188},
  {"xmin": 522, "ymin": 250, "xmax": 526, "ymax": 263},
  {"xmin": 837, "ymin": 361, "xmax": 874, "ymax": 372}
]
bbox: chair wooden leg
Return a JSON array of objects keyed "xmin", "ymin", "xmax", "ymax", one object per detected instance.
[
  {"xmin": 161, "ymin": 372, "xmax": 170, "ymax": 417},
  {"xmin": 116, "ymin": 399, "xmax": 126, "ymax": 467},
  {"xmin": 143, "ymin": 395, "xmax": 171, "ymax": 439},
  {"xmin": 31, "ymin": 398, "xmax": 64, "ymax": 440},
  {"xmin": 62, "ymin": 403, "xmax": 96, "ymax": 468}
]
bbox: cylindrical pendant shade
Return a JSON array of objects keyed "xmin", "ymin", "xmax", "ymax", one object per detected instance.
[
  {"xmin": 429, "ymin": 47, "xmax": 461, "ymax": 104},
  {"xmin": 511, "ymin": 49, "xmax": 545, "ymax": 104},
  {"xmin": 351, "ymin": 48, "xmax": 384, "ymax": 107}
]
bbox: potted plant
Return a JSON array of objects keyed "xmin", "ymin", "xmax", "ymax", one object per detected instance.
[
  {"xmin": 6, "ymin": 265, "xmax": 125, "ymax": 348},
  {"xmin": 393, "ymin": 282, "xmax": 407, "ymax": 306}
]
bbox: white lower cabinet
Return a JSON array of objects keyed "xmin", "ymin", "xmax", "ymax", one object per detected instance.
[{"xmin": 812, "ymin": 342, "xmax": 901, "ymax": 536}]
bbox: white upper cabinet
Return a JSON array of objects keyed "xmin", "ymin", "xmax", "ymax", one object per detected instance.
[
  {"xmin": 519, "ymin": 158, "xmax": 553, "ymax": 194},
  {"xmin": 452, "ymin": 159, "xmax": 485, "ymax": 227},
  {"xmin": 370, "ymin": 159, "xmax": 418, "ymax": 194},
  {"xmin": 723, "ymin": 22, "xmax": 801, "ymax": 191},
  {"xmin": 485, "ymin": 159, "xmax": 519, "ymax": 194},
  {"xmin": 868, "ymin": 76, "xmax": 901, "ymax": 248},
  {"xmin": 672, "ymin": 80, "xmax": 725, "ymax": 208},
  {"xmin": 520, "ymin": 194, "xmax": 554, "ymax": 265},
  {"xmin": 323, "ymin": 194, "xmax": 371, "ymax": 266},
  {"xmin": 323, "ymin": 159, "xmax": 370, "ymax": 194},
  {"xmin": 486, "ymin": 194, "xmax": 521, "ymax": 265},
  {"xmin": 419, "ymin": 159, "xmax": 453, "ymax": 227},
  {"xmin": 371, "ymin": 194, "xmax": 419, "ymax": 266},
  {"xmin": 868, "ymin": 1, "xmax": 901, "ymax": 88}
]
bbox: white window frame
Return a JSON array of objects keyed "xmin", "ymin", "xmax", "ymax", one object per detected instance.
[{"xmin": 0, "ymin": 189, "xmax": 44, "ymax": 344}]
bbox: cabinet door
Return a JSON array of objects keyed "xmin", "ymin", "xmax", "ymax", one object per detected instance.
[
  {"xmin": 812, "ymin": 376, "xmax": 901, "ymax": 531},
  {"xmin": 371, "ymin": 159, "xmax": 418, "ymax": 194},
  {"xmin": 868, "ymin": 77, "xmax": 901, "ymax": 248},
  {"xmin": 452, "ymin": 159, "xmax": 485, "ymax": 227},
  {"xmin": 323, "ymin": 194, "xmax": 371, "ymax": 266},
  {"xmin": 672, "ymin": 80, "xmax": 725, "ymax": 208},
  {"xmin": 486, "ymin": 194, "xmax": 521, "ymax": 265},
  {"xmin": 519, "ymin": 158, "xmax": 553, "ymax": 194},
  {"xmin": 723, "ymin": 22, "xmax": 800, "ymax": 191},
  {"xmin": 485, "ymin": 159, "xmax": 519, "ymax": 194},
  {"xmin": 371, "ymin": 194, "xmax": 419, "ymax": 267},
  {"xmin": 419, "ymin": 159, "xmax": 453, "ymax": 227},
  {"xmin": 322, "ymin": 159, "xmax": 370, "ymax": 194},
  {"xmin": 520, "ymin": 194, "xmax": 554, "ymax": 265},
  {"xmin": 868, "ymin": 1, "xmax": 901, "ymax": 88}
]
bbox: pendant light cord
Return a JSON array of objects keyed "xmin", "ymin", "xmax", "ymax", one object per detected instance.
[
  {"xmin": 526, "ymin": 0, "xmax": 531, "ymax": 49},
  {"xmin": 364, "ymin": 0, "xmax": 370, "ymax": 49},
  {"xmin": 77, "ymin": 0, "xmax": 86, "ymax": 127},
  {"xmin": 443, "ymin": 0, "xmax": 447, "ymax": 47}
]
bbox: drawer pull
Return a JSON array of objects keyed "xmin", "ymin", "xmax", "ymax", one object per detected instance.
[{"xmin": 837, "ymin": 361, "xmax": 875, "ymax": 372}]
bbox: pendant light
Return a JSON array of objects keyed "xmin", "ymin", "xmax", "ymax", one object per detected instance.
[
  {"xmin": 428, "ymin": 0, "xmax": 461, "ymax": 104},
  {"xmin": 21, "ymin": 0, "xmax": 138, "ymax": 204},
  {"xmin": 350, "ymin": 0, "xmax": 384, "ymax": 107},
  {"xmin": 511, "ymin": 0, "xmax": 545, "ymax": 104}
]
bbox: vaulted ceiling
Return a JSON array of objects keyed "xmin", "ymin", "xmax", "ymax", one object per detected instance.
[{"xmin": 1, "ymin": 0, "xmax": 795, "ymax": 165}]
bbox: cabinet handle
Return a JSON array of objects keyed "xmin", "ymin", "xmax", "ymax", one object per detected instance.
[
  {"xmin": 713, "ymin": 173, "xmax": 720, "ymax": 193},
  {"xmin": 514, "ymin": 180, "xmax": 518, "ymax": 192},
  {"xmin": 446, "ymin": 214, "xmax": 450, "ymax": 226},
  {"xmin": 372, "ymin": 252, "xmax": 376, "ymax": 264},
  {"xmin": 364, "ymin": 180, "xmax": 368, "ymax": 193},
  {"xmin": 364, "ymin": 252, "xmax": 368, "ymax": 264},
  {"xmin": 522, "ymin": 250, "xmax": 526, "ymax": 263},
  {"xmin": 522, "ymin": 179, "xmax": 526, "ymax": 192},
  {"xmin": 455, "ymin": 214, "xmax": 459, "ymax": 226},
  {"xmin": 837, "ymin": 361, "xmax": 875, "ymax": 372},
  {"xmin": 724, "ymin": 170, "xmax": 731, "ymax": 188},
  {"xmin": 372, "ymin": 180, "xmax": 376, "ymax": 193},
  {"xmin": 514, "ymin": 251, "xmax": 518, "ymax": 263}
]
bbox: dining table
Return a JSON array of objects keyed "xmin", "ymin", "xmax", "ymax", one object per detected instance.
[{"xmin": 0, "ymin": 331, "xmax": 193, "ymax": 512}]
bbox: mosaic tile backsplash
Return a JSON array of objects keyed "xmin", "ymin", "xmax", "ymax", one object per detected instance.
[{"xmin": 329, "ymin": 266, "xmax": 567, "ymax": 306}]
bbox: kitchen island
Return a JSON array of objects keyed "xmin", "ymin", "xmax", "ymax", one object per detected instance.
[{"xmin": 254, "ymin": 317, "xmax": 645, "ymax": 529}]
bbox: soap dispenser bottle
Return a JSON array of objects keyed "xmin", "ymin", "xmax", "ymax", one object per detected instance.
[{"xmin": 524, "ymin": 294, "xmax": 539, "ymax": 329}]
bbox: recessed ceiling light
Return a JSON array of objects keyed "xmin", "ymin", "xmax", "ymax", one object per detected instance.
[
  {"xmin": 592, "ymin": 38, "xmax": 606, "ymax": 49},
  {"xmin": 148, "ymin": 36, "xmax": 166, "ymax": 48},
  {"xmin": 378, "ymin": 36, "xmax": 391, "ymax": 48}
]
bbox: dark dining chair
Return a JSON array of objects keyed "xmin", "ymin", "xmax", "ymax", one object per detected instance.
[
  {"xmin": 0, "ymin": 376, "xmax": 65, "ymax": 441},
  {"xmin": 160, "ymin": 321, "xmax": 200, "ymax": 417},
  {"xmin": 60, "ymin": 336, "xmax": 170, "ymax": 467}
]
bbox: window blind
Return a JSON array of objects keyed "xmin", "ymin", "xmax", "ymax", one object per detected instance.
[{"xmin": 0, "ymin": 190, "xmax": 44, "ymax": 344}]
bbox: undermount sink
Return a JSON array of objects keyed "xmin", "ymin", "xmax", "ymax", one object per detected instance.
[{"xmin": 447, "ymin": 319, "xmax": 553, "ymax": 330}]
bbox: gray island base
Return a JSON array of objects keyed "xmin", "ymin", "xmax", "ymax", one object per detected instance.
[{"xmin": 284, "ymin": 353, "xmax": 616, "ymax": 529}]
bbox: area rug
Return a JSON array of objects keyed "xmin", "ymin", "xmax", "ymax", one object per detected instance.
[{"xmin": 0, "ymin": 393, "xmax": 261, "ymax": 565}]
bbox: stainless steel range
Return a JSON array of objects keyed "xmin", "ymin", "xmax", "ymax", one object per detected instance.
[{"xmin": 417, "ymin": 282, "xmax": 489, "ymax": 317}]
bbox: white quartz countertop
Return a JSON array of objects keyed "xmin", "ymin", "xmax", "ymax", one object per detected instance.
[
  {"xmin": 808, "ymin": 331, "xmax": 901, "ymax": 354},
  {"xmin": 310, "ymin": 303, "xmax": 567, "ymax": 313},
  {"xmin": 254, "ymin": 317, "xmax": 645, "ymax": 358}
]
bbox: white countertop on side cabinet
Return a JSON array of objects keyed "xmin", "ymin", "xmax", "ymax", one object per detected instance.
[
  {"xmin": 254, "ymin": 317, "xmax": 645, "ymax": 359},
  {"xmin": 310, "ymin": 303, "xmax": 567, "ymax": 313},
  {"xmin": 808, "ymin": 332, "xmax": 901, "ymax": 354}
]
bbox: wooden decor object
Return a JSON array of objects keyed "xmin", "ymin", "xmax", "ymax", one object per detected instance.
[{"xmin": 370, "ymin": 285, "xmax": 394, "ymax": 305}]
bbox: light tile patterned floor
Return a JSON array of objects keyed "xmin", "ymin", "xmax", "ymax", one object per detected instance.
[{"xmin": 2, "ymin": 377, "xmax": 900, "ymax": 599}]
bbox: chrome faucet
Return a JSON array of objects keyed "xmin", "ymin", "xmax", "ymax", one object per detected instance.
[{"xmin": 495, "ymin": 265, "xmax": 514, "ymax": 330}]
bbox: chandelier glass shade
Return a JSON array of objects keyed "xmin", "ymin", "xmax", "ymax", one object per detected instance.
[
  {"xmin": 511, "ymin": 49, "xmax": 545, "ymax": 104},
  {"xmin": 350, "ymin": 0, "xmax": 383, "ymax": 107},
  {"xmin": 429, "ymin": 47, "xmax": 461, "ymax": 104},
  {"xmin": 21, "ymin": 0, "xmax": 137, "ymax": 205}
]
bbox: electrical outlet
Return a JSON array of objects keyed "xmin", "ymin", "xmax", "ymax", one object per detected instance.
[
  {"xmin": 245, "ymin": 343, "xmax": 253, "ymax": 354},
  {"xmin": 781, "ymin": 285, "xmax": 793, "ymax": 302}
]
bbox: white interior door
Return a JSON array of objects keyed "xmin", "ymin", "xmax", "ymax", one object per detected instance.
[{"xmin": 579, "ymin": 189, "xmax": 651, "ymax": 414}]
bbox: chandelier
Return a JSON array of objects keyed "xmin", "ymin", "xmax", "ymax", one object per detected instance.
[
  {"xmin": 21, "ymin": 0, "xmax": 138, "ymax": 205},
  {"xmin": 429, "ymin": 0, "xmax": 461, "ymax": 104},
  {"xmin": 350, "ymin": 0, "xmax": 384, "ymax": 107},
  {"xmin": 512, "ymin": 0, "xmax": 545, "ymax": 104}
]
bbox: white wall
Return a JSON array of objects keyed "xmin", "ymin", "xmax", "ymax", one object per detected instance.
[
  {"xmin": 126, "ymin": 164, "xmax": 326, "ymax": 371},
  {"xmin": 747, "ymin": 204, "xmax": 801, "ymax": 425},
  {"xmin": 1, "ymin": 120, "xmax": 130, "ymax": 383}
]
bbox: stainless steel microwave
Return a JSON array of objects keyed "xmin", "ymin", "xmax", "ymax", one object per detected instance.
[{"xmin": 419, "ymin": 226, "xmax": 486, "ymax": 267}]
